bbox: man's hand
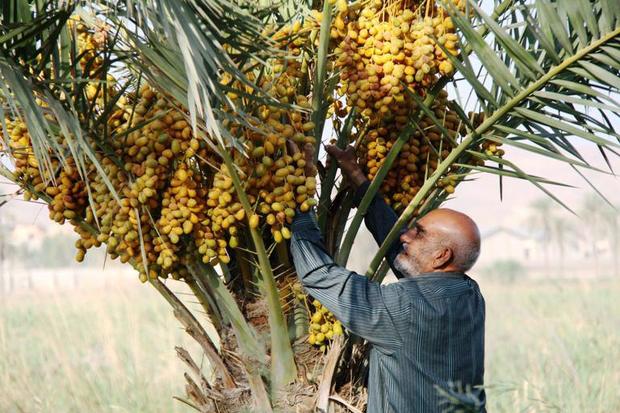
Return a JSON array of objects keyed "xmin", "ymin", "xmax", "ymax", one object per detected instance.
[
  {"xmin": 325, "ymin": 145, "xmax": 368, "ymax": 188},
  {"xmin": 286, "ymin": 140, "xmax": 317, "ymax": 177}
]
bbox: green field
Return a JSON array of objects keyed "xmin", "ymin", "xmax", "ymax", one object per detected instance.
[
  {"xmin": 0, "ymin": 281, "xmax": 199, "ymax": 413},
  {"xmin": 483, "ymin": 277, "xmax": 620, "ymax": 413},
  {"xmin": 1, "ymin": 277, "xmax": 619, "ymax": 412}
]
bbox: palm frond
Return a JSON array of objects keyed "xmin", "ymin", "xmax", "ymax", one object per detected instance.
[{"xmin": 102, "ymin": 0, "xmax": 302, "ymax": 145}]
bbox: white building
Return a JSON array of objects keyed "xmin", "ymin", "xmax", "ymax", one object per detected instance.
[{"xmin": 477, "ymin": 226, "xmax": 617, "ymax": 279}]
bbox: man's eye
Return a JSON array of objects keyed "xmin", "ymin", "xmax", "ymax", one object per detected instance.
[{"xmin": 414, "ymin": 224, "xmax": 425, "ymax": 238}]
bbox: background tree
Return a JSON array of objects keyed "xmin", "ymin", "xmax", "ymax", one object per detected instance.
[
  {"xmin": 526, "ymin": 198, "xmax": 555, "ymax": 273},
  {"xmin": 580, "ymin": 195, "xmax": 619, "ymax": 277},
  {"xmin": 549, "ymin": 214, "xmax": 577, "ymax": 276},
  {"xmin": 600, "ymin": 202, "xmax": 619, "ymax": 277},
  {"xmin": 526, "ymin": 198, "xmax": 579, "ymax": 276},
  {"xmin": 580, "ymin": 194, "xmax": 610, "ymax": 276}
]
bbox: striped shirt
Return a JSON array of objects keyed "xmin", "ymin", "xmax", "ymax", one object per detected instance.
[{"xmin": 290, "ymin": 183, "xmax": 486, "ymax": 413}]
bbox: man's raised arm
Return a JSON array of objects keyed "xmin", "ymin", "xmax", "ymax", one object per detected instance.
[
  {"xmin": 290, "ymin": 210, "xmax": 406, "ymax": 350},
  {"xmin": 326, "ymin": 145, "xmax": 406, "ymax": 279}
]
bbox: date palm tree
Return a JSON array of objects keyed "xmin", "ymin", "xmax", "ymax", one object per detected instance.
[
  {"xmin": 526, "ymin": 198, "xmax": 555, "ymax": 272},
  {"xmin": 599, "ymin": 203, "xmax": 619, "ymax": 277},
  {"xmin": 580, "ymin": 194, "xmax": 619, "ymax": 277},
  {"xmin": 1, "ymin": 0, "xmax": 619, "ymax": 411}
]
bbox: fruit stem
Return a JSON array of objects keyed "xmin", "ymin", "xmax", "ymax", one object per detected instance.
[
  {"xmin": 186, "ymin": 276, "xmax": 223, "ymax": 332},
  {"xmin": 311, "ymin": 0, "xmax": 334, "ymax": 165},
  {"xmin": 187, "ymin": 260, "xmax": 267, "ymax": 367}
]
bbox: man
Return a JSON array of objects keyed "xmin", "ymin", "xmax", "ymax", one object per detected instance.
[{"xmin": 289, "ymin": 143, "xmax": 486, "ymax": 413}]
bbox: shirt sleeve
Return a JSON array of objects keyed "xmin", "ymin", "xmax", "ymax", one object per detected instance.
[
  {"xmin": 290, "ymin": 210, "xmax": 407, "ymax": 351},
  {"xmin": 352, "ymin": 182, "xmax": 407, "ymax": 279}
]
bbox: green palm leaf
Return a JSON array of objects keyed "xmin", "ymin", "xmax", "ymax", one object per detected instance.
[{"xmin": 102, "ymin": 0, "xmax": 303, "ymax": 144}]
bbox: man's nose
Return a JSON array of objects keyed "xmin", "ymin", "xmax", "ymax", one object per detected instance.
[
  {"xmin": 400, "ymin": 231, "xmax": 409, "ymax": 243},
  {"xmin": 400, "ymin": 227, "xmax": 416, "ymax": 243}
]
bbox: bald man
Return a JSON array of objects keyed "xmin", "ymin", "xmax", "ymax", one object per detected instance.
[{"xmin": 290, "ymin": 144, "xmax": 486, "ymax": 413}]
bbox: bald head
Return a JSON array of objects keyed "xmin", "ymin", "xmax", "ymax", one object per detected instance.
[{"xmin": 394, "ymin": 208, "xmax": 481, "ymax": 277}]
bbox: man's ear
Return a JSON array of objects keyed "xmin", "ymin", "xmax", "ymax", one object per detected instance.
[{"xmin": 432, "ymin": 247, "xmax": 453, "ymax": 269}]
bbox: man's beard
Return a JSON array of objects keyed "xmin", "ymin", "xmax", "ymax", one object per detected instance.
[{"xmin": 393, "ymin": 252, "xmax": 423, "ymax": 277}]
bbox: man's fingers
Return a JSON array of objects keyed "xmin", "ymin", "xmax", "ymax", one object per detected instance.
[
  {"xmin": 286, "ymin": 139, "xmax": 300, "ymax": 155},
  {"xmin": 302, "ymin": 143, "xmax": 317, "ymax": 176},
  {"xmin": 345, "ymin": 146, "xmax": 363, "ymax": 167},
  {"xmin": 303, "ymin": 143, "xmax": 314, "ymax": 163},
  {"xmin": 326, "ymin": 144, "xmax": 357, "ymax": 161},
  {"xmin": 325, "ymin": 145, "xmax": 338, "ymax": 171},
  {"xmin": 325, "ymin": 144, "xmax": 343, "ymax": 158}
]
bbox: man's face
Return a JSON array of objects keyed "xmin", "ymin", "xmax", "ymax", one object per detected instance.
[{"xmin": 394, "ymin": 220, "xmax": 430, "ymax": 276}]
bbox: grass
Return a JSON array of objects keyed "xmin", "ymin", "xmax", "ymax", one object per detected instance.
[
  {"xmin": 481, "ymin": 277, "xmax": 620, "ymax": 413},
  {"xmin": 0, "ymin": 280, "xmax": 202, "ymax": 413},
  {"xmin": 1, "ymin": 275, "xmax": 618, "ymax": 412}
]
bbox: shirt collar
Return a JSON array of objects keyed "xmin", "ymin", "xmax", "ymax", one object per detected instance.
[{"xmin": 397, "ymin": 271, "xmax": 467, "ymax": 282}]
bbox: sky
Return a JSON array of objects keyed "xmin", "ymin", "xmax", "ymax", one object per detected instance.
[{"xmin": 445, "ymin": 141, "xmax": 619, "ymax": 234}]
